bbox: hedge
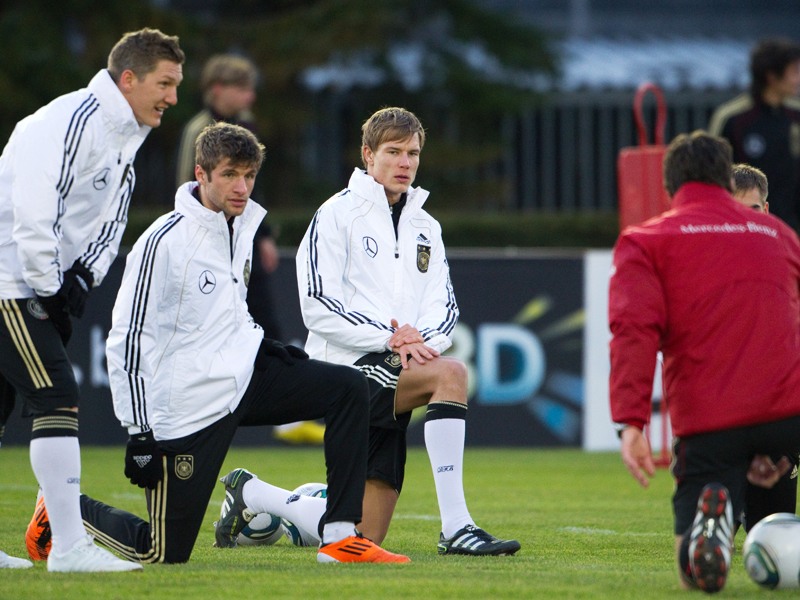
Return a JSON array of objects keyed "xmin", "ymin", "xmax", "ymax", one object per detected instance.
[{"xmin": 123, "ymin": 207, "xmax": 622, "ymax": 250}]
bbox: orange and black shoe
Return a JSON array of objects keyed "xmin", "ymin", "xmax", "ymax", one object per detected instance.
[
  {"xmin": 317, "ymin": 533, "xmax": 410, "ymax": 563},
  {"xmin": 26, "ymin": 495, "xmax": 51, "ymax": 561}
]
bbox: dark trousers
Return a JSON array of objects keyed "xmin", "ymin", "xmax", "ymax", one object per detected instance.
[
  {"xmin": 744, "ymin": 458, "xmax": 798, "ymax": 531},
  {"xmin": 81, "ymin": 356, "xmax": 369, "ymax": 563},
  {"xmin": 671, "ymin": 415, "xmax": 800, "ymax": 535}
]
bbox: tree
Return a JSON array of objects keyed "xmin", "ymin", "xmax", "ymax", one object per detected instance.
[{"xmin": 0, "ymin": 0, "xmax": 556, "ymax": 212}]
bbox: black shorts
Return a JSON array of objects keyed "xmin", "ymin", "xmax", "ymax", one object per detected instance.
[
  {"xmin": 671, "ymin": 415, "xmax": 800, "ymax": 535},
  {"xmin": 0, "ymin": 298, "xmax": 79, "ymax": 420},
  {"xmin": 355, "ymin": 352, "xmax": 412, "ymax": 493}
]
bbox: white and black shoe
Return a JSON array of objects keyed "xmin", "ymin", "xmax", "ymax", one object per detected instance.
[
  {"xmin": 437, "ymin": 524, "xmax": 520, "ymax": 556},
  {"xmin": 688, "ymin": 483, "xmax": 734, "ymax": 593},
  {"xmin": 214, "ymin": 468, "xmax": 256, "ymax": 548}
]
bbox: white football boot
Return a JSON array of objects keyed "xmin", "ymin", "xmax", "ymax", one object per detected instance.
[
  {"xmin": 47, "ymin": 536, "xmax": 142, "ymax": 572},
  {"xmin": 0, "ymin": 550, "xmax": 33, "ymax": 569}
]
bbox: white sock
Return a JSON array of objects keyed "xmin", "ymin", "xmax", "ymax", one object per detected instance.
[
  {"xmin": 29, "ymin": 437, "xmax": 87, "ymax": 554},
  {"xmin": 242, "ymin": 477, "xmax": 327, "ymax": 541},
  {"xmin": 274, "ymin": 422, "xmax": 302, "ymax": 433},
  {"xmin": 424, "ymin": 417, "xmax": 473, "ymax": 538},
  {"xmin": 321, "ymin": 521, "xmax": 357, "ymax": 545}
]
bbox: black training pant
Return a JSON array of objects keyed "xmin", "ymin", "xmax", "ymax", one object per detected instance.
[
  {"xmin": 671, "ymin": 415, "xmax": 800, "ymax": 535},
  {"xmin": 81, "ymin": 356, "xmax": 369, "ymax": 563}
]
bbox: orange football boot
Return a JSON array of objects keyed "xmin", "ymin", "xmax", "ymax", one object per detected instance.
[
  {"xmin": 317, "ymin": 534, "xmax": 410, "ymax": 563},
  {"xmin": 26, "ymin": 495, "xmax": 51, "ymax": 561}
]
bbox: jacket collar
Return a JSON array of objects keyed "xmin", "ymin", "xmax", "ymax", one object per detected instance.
[
  {"xmin": 87, "ymin": 70, "xmax": 150, "ymax": 143},
  {"xmin": 347, "ymin": 168, "xmax": 430, "ymax": 212},
  {"xmin": 174, "ymin": 181, "xmax": 266, "ymax": 233},
  {"xmin": 671, "ymin": 182, "xmax": 735, "ymax": 208}
]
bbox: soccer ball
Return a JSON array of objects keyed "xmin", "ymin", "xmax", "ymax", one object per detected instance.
[
  {"xmin": 237, "ymin": 511, "xmax": 283, "ymax": 546},
  {"xmin": 743, "ymin": 512, "xmax": 800, "ymax": 589},
  {"xmin": 281, "ymin": 482, "xmax": 328, "ymax": 547}
]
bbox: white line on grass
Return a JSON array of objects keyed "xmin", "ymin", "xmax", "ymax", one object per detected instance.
[{"xmin": 559, "ymin": 526, "xmax": 662, "ymax": 537}]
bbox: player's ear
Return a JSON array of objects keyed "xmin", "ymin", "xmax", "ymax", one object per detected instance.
[
  {"xmin": 362, "ymin": 145, "xmax": 373, "ymax": 167},
  {"xmin": 118, "ymin": 69, "xmax": 137, "ymax": 92}
]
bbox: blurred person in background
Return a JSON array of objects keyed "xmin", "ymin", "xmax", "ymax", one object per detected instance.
[{"xmin": 710, "ymin": 38, "xmax": 800, "ymax": 231}]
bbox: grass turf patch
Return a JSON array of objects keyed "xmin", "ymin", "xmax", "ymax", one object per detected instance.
[{"xmin": 0, "ymin": 446, "xmax": 769, "ymax": 598}]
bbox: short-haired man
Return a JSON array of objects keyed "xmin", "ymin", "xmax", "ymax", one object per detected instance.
[
  {"xmin": 0, "ymin": 27, "xmax": 184, "ymax": 572},
  {"xmin": 176, "ymin": 54, "xmax": 259, "ymax": 186},
  {"xmin": 292, "ymin": 107, "xmax": 520, "ymax": 556},
  {"xmin": 176, "ymin": 53, "xmax": 324, "ymax": 446},
  {"xmin": 731, "ymin": 163, "xmax": 769, "ymax": 212},
  {"xmin": 730, "ymin": 163, "xmax": 799, "ymax": 532},
  {"xmin": 609, "ymin": 131, "xmax": 800, "ymax": 593},
  {"xmin": 28, "ymin": 122, "xmax": 409, "ymax": 565}
]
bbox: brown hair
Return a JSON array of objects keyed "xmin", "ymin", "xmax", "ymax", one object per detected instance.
[
  {"xmin": 107, "ymin": 28, "xmax": 184, "ymax": 82},
  {"xmin": 200, "ymin": 54, "xmax": 259, "ymax": 104},
  {"xmin": 663, "ymin": 131, "xmax": 732, "ymax": 196},
  {"xmin": 749, "ymin": 38, "xmax": 800, "ymax": 98},
  {"xmin": 195, "ymin": 122, "xmax": 265, "ymax": 175}
]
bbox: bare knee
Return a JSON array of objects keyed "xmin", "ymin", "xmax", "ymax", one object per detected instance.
[{"xmin": 437, "ymin": 357, "xmax": 468, "ymax": 402}]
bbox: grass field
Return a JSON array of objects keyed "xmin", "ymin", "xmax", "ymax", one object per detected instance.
[{"xmin": 0, "ymin": 446, "xmax": 775, "ymax": 598}]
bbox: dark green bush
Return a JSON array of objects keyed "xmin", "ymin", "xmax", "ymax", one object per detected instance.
[{"xmin": 123, "ymin": 207, "xmax": 621, "ymax": 249}]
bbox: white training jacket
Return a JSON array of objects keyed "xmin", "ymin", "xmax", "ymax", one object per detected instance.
[
  {"xmin": 296, "ymin": 168, "xmax": 459, "ymax": 367},
  {"xmin": 0, "ymin": 70, "xmax": 150, "ymax": 299},
  {"xmin": 106, "ymin": 182, "xmax": 266, "ymax": 440}
]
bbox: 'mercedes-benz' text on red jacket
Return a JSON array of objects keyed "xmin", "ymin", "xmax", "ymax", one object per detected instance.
[{"xmin": 609, "ymin": 182, "xmax": 800, "ymax": 437}]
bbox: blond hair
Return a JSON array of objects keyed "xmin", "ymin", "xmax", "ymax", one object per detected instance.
[{"xmin": 360, "ymin": 107, "xmax": 425, "ymax": 168}]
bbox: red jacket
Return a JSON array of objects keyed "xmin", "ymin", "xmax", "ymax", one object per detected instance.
[{"xmin": 609, "ymin": 182, "xmax": 800, "ymax": 437}]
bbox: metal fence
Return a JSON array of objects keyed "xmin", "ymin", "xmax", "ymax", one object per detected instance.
[
  {"xmin": 503, "ymin": 89, "xmax": 735, "ymax": 212},
  {"xmin": 132, "ymin": 88, "xmax": 738, "ymax": 214}
]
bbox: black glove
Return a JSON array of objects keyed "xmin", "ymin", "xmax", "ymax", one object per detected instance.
[
  {"xmin": 36, "ymin": 294, "xmax": 72, "ymax": 346},
  {"xmin": 124, "ymin": 430, "xmax": 163, "ymax": 489},
  {"xmin": 59, "ymin": 260, "xmax": 94, "ymax": 318},
  {"xmin": 255, "ymin": 338, "xmax": 309, "ymax": 368}
]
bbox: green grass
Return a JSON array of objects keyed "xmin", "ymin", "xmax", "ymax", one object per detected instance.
[{"xmin": 0, "ymin": 447, "xmax": 772, "ymax": 598}]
